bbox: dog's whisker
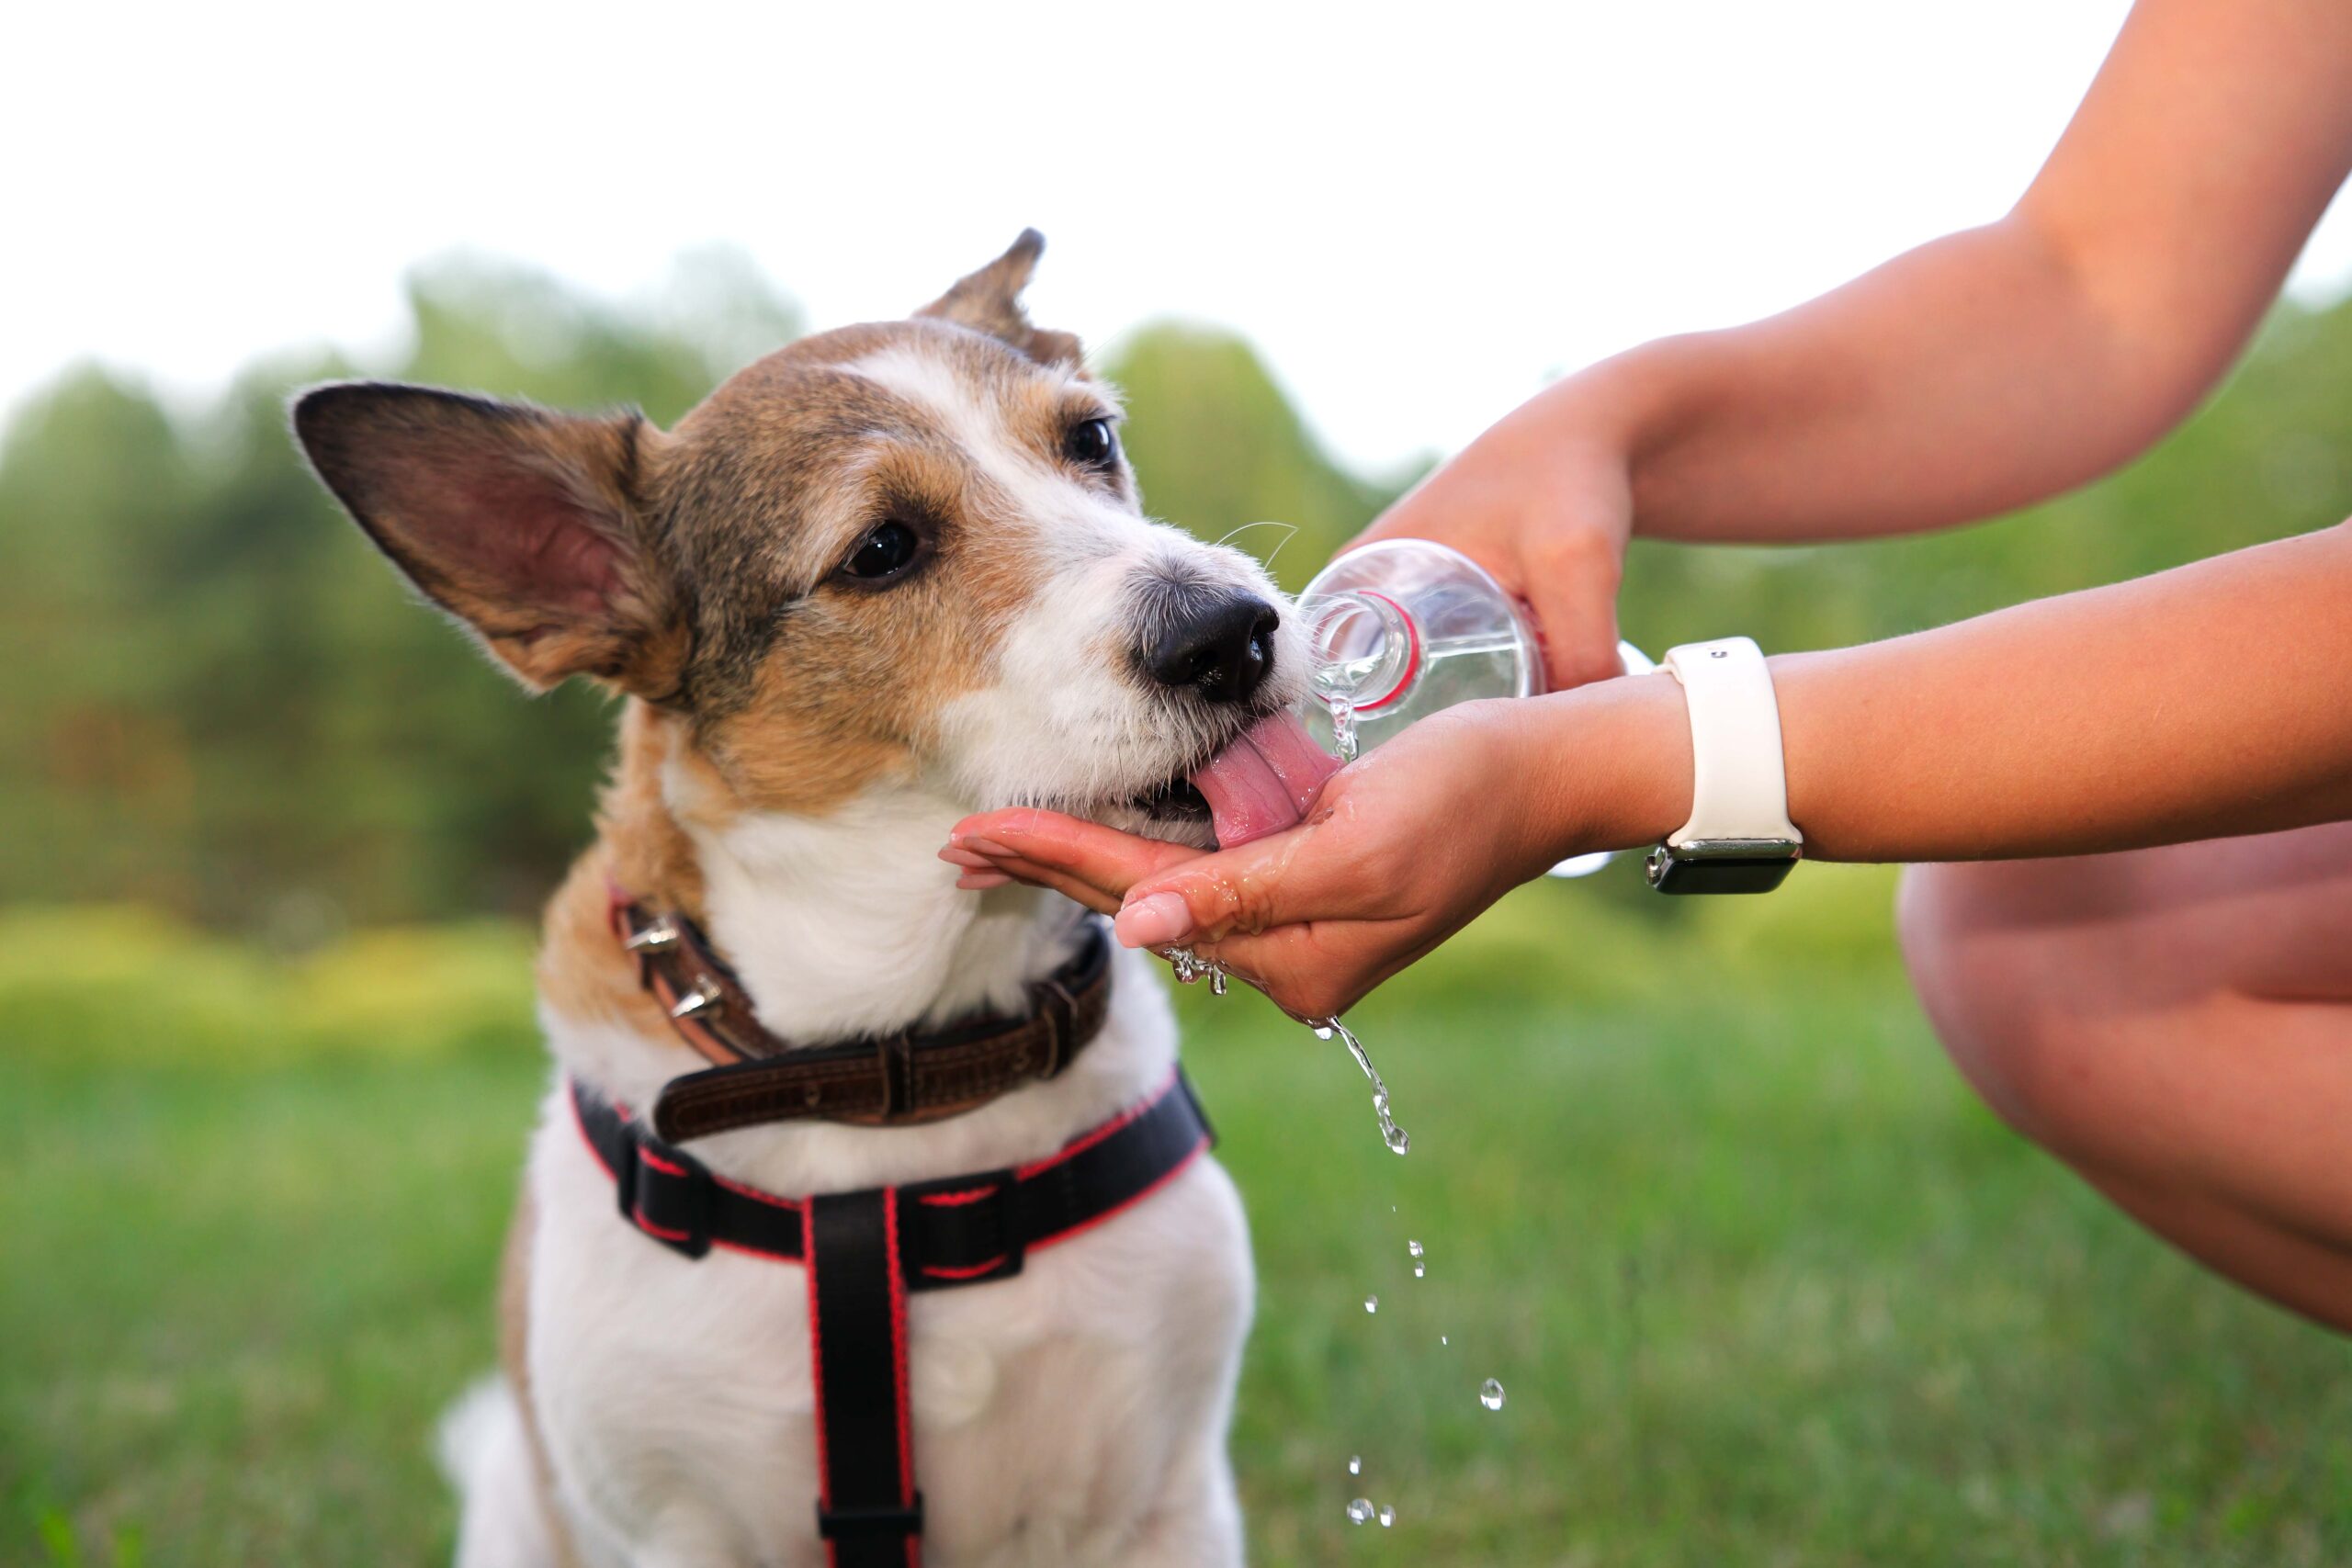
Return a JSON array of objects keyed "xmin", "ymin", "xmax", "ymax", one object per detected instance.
[{"xmin": 1209, "ymin": 519, "xmax": 1299, "ymax": 561}]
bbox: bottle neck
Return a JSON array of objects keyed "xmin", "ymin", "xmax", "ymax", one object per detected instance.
[{"xmin": 1304, "ymin": 589, "xmax": 1420, "ymax": 713}]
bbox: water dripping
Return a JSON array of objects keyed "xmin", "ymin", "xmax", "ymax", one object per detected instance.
[
  {"xmin": 1363, "ymin": 1294, "xmax": 1378, "ymax": 1314},
  {"xmin": 1347, "ymin": 1455, "xmax": 1362, "ymax": 1477},
  {"xmin": 1377, "ymin": 1506, "xmax": 1396, "ymax": 1529},
  {"xmin": 1324, "ymin": 692, "xmax": 1360, "ymax": 763},
  {"xmin": 1479, "ymin": 1378, "xmax": 1506, "ymax": 1412},
  {"xmin": 1346, "ymin": 1498, "xmax": 1374, "ymax": 1526},
  {"xmin": 1408, "ymin": 1239, "xmax": 1425, "ymax": 1277},
  {"xmin": 1315, "ymin": 1016, "xmax": 1411, "ymax": 1156}
]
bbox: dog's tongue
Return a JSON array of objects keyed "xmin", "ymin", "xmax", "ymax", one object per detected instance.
[{"xmin": 1190, "ymin": 711, "xmax": 1343, "ymax": 848}]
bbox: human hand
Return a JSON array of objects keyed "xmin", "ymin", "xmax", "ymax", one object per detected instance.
[
  {"xmin": 942, "ymin": 680, "xmax": 1689, "ymax": 1020},
  {"xmin": 1352, "ymin": 378, "xmax": 1639, "ymax": 693}
]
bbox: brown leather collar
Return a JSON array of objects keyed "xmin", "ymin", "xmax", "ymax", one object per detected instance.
[{"xmin": 608, "ymin": 889, "xmax": 1114, "ymax": 1143}]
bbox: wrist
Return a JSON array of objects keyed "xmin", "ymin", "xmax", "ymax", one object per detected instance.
[{"xmin": 1514, "ymin": 671, "xmax": 1692, "ymax": 869}]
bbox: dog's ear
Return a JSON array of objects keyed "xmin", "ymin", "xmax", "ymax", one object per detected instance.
[
  {"xmin": 291, "ymin": 382, "xmax": 686, "ymax": 699},
  {"xmin": 916, "ymin": 228, "xmax": 1082, "ymax": 367}
]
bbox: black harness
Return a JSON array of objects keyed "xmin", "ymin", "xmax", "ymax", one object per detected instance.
[{"xmin": 568, "ymin": 1065, "xmax": 1215, "ymax": 1567}]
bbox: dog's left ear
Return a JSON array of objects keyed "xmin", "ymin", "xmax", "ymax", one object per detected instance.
[
  {"xmin": 291, "ymin": 381, "xmax": 687, "ymax": 699},
  {"xmin": 917, "ymin": 228, "xmax": 1082, "ymax": 367}
]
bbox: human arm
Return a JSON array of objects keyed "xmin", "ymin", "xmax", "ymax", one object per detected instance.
[
  {"xmin": 1372, "ymin": 0, "xmax": 2352, "ymax": 688},
  {"xmin": 948, "ymin": 523, "xmax": 2352, "ymax": 1019}
]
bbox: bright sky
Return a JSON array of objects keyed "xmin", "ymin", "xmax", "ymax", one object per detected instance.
[{"xmin": 9, "ymin": 1, "xmax": 2352, "ymax": 472}]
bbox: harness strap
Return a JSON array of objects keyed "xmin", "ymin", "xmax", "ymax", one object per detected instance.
[
  {"xmin": 807, "ymin": 1190, "xmax": 921, "ymax": 1567},
  {"xmin": 565, "ymin": 1068, "xmax": 1215, "ymax": 1559}
]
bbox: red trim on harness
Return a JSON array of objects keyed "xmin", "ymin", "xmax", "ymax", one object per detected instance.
[
  {"xmin": 1027, "ymin": 1133, "xmax": 1212, "ymax": 1258},
  {"xmin": 631, "ymin": 1204, "xmax": 695, "ymax": 1244},
  {"xmin": 1012, "ymin": 1064, "xmax": 1181, "ymax": 1179},
  {"xmin": 713, "ymin": 1236, "xmax": 802, "ymax": 1265},
  {"xmin": 917, "ymin": 1257, "xmax": 1010, "ymax": 1282},
  {"xmin": 713, "ymin": 1169, "xmax": 801, "ymax": 1211},
  {"xmin": 571, "ymin": 1089, "xmax": 618, "ymax": 1179},
  {"xmin": 884, "ymin": 1189, "xmax": 920, "ymax": 1568},
  {"xmin": 805, "ymin": 1205, "xmax": 837, "ymax": 1568},
  {"xmin": 639, "ymin": 1145, "xmax": 689, "ymax": 1179},
  {"xmin": 914, "ymin": 1184, "xmax": 999, "ymax": 1208}
]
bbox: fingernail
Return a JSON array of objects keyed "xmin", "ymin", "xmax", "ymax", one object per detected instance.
[
  {"xmin": 964, "ymin": 836, "xmax": 1015, "ymax": 859},
  {"xmin": 938, "ymin": 846, "xmax": 994, "ymax": 869},
  {"xmin": 957, "ymin": 872, "xmax": 1012, "ymax": 890},
  {"xmin": 1114, "ymin": 891, "xmax": 1192, "ymax": 949}
]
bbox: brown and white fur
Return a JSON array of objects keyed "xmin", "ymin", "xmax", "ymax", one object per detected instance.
[{"xmin": 294, "ymin": 232, "xmax": 1298, "ymax": 1567}]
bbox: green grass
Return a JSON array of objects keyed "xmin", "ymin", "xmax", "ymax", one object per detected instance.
[{"xmin": 6, "ymin": 877, "xmax": 2349, "ymax": 1565}]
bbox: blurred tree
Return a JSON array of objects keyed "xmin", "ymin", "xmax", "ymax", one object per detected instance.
[
  {"xmin": 2, "ymin": 258, "xmax": 2346, "ymax": 930},
  {"xmin": 1102, "ymin": 321, "xmax": 1414, "ymax": 594}
]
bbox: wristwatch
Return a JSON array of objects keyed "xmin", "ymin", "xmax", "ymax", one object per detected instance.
[{"xmin": 1645, "ymin": 637, "xmax": 1804, "ymax": 895}]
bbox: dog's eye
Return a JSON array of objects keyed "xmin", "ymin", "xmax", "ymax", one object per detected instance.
[
  {"xmin": 842, "ymin": 521, "xmax": 922, "ymax": 581},
  {"xmin": 1063, "ymin": 417, "xmax": 1118, "ymax": 468}
]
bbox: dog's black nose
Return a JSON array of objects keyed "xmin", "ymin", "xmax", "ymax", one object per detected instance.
[{"xmin": 1145, "ymin": 592, "xmax": 1281, "ymax": 705}]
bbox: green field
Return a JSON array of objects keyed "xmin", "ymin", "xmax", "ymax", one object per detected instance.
[{"xmin": 7, "ymin": 874, "xmax": 2350, "ymax": 1566}]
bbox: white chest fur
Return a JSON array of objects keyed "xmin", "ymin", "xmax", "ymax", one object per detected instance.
[{"xmin": 515, "ymin": 788, "xmax": 1253, "ymax": 1567}]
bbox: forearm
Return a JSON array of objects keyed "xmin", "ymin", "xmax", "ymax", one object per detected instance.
[
  {"xmin": 1545, "ymin": 0, "xmax": 2352, "ymax": 547},
  {"xmin": 1539, "ymin": 523, "xmax": 2352, "ymax": 863},
  {"xmin": 1599, "ymin": 217, "xmax": 2229, "ymax": 544}
]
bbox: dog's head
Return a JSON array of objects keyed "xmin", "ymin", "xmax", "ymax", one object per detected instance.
[{"xmin": 293, "ymin": 231, "xmax": 1317, "ymax": 849}]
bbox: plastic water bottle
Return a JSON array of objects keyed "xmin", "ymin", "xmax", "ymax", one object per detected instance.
[{"xmin": 1295, "ymin": 537, "xmax": 1652, "ymax": 878}]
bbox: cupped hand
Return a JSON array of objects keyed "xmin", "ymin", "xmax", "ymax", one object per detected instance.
[
  {"xmin": 1351, "ymin": 378, "xmax": 1638, "ymax": 693},
  {"xmin": 941, "ymin": 700, "xmax": 1577, "ymax": 1022}
]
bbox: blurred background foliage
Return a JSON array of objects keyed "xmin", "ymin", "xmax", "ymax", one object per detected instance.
[
  {"xmin": 11, "ymin": 253, "xmax": 2352, "ymax": 1566},
  {"xmin": 4, "ymin": 248, "xmax": 2348, "ymax": 932}
]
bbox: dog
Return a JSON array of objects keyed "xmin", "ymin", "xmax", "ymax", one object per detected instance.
[{"xmin": 293, "ymin": 231, "xmax": 1333, "ymax": 1566}]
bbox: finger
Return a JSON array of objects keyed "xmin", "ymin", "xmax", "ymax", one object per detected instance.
[
  {"xmin": 1521, "ymin": 530, "xmax": 1626, "ymax": 691},
  {"xmin": 950, "ymin": 807, "xmax": 1207, "ymax": 905},
  {"xmin": 964, "ymin": 852, "xmax": 1125, "ymax": 917},
  {"xmin": 1112, "ymin": 812, "xmax": 1394, "ymax": 952}
]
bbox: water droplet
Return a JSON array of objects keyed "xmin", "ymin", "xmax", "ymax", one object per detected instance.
[
  {"xmin": 1407, "ymin": 1240, "xmax": 1424, "ymax": 1258},
  {"xmin": 1346, "ymin": 1455, "xmax": 1361, "ymax": 1476},
  {"xmin": 1346, "ymin": 1498, "xmax": 1374, "ymax": 1526},
  {"xmin": 1378, "ymin": 1505, "xmax": 1396, "ymax": 1528},
  {"xmin": 1324, "ymin": 693, "xmax": 1360, "ymax": 764},
  {"xmin": 1363, "ymin": 1294, "xmax": 1378, "ymax": 1314},
  {"xmin": 1208, "ymin": 965, "xmax": 1228, "ymax": 996},
  {"xmin": 1479, "ymin": 1378, "xmax": 1506, "ymax": 1411},
  {"xmin": 1313, "ymin": 1024, "xmax": 1336, "ymax": 1041},
  {"xmin": 1412, "ymin": 1262, "xmax": 1425, "ymax": 1279},
  {"xmin": 1383, "ymin": 1124, "xmax": 1411, "ymax": 1156},
  {"xmin": 1440, "ymin": 1335, "xmax": 1449, "ymax": 1346}
]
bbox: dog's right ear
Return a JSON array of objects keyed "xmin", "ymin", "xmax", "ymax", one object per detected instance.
[{"xmin": 291, "ymin": 382, "xmax": 686, "ymax": 700}]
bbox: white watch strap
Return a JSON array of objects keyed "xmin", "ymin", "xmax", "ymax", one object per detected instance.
[{"xmin": 1661, "ymin": 637, "xmax": 1801, "ymax": 847}]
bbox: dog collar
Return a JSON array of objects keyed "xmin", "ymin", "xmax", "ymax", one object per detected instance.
[
  {"xmin": 568, "ymin": 1066, "xmax": 1215, "ymax": 1562},
  {"xmin": 610, "ymin": 887, "xmax": 1114, "ymax": 1142}
]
